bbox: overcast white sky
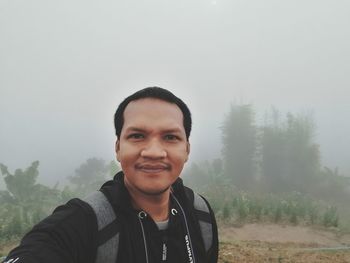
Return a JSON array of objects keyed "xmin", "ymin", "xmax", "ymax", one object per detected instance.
[{"xmin": 1, "ymin": 0, "xmax": 349, "ymax": 186}]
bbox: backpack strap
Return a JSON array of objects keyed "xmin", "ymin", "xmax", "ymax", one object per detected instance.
[
  {"xmin": 184, "ymin": 188, "xmax": 213, "ymax": 253},
  {"xmin": 84, "ymin": 191, "xmax": 120, "ymax": 263},
  {"xmin": 193, "ymin": 192, "xmax": 213, "ymax": 252}
]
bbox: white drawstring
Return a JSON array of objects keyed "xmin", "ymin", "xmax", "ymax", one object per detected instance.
[
  {"xmin": 171, "ymin": 194, "xmax": 196, "ymax": 263},
  {"xmin": 138, "ymin": 211, "xmax": 149, "ymax": 263}
]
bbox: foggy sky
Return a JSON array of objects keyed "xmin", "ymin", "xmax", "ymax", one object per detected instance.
[{"xmin": 1, "ymin": 0, "xmax": 349, "ymax": 187}]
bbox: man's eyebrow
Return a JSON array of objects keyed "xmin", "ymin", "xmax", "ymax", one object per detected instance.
[
  {"xmin": 124, "ymin": 127, "xmax": 147, "ymax": 132},
  {"xmin": 124, "ymin": 127, "xmax": 183, "ymax": 133},
  {"xmin": 162, "ymin": 128, "xmax": 183, "ymax": 134}
]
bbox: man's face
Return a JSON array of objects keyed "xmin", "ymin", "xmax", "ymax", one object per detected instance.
[{"xmin": 116, "ymin": 98, "xmax": 190, "ymax": 196}]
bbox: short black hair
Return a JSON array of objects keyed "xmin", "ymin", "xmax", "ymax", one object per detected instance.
[{"xmin": 114, "ymin": 87, "xmax": 192, "ymax": 140}]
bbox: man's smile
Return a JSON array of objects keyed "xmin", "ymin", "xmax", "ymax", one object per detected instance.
[{"xmin": 135, "ymin": 163, "xmax": 171, "ymax": 173}]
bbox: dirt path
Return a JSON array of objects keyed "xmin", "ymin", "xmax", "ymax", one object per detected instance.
[
  {"xmin": 220, "ymin": 223, "xmax": 350, "ymax": 246},
  {"xmin": 219, "ymin": 224, "xmax": 350, "ymax": 263}
]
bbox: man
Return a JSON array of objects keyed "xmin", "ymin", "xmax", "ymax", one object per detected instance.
[{"xmin": 3, "ymin": 87, "xmax": 218, "ymax": 263}]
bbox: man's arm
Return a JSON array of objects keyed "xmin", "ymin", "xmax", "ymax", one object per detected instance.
[{"xmin": 3, "ymin": 199, "xmax": 97, "ymax": 263}]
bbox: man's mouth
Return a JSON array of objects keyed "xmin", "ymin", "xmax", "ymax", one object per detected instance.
[{"xmin": 136, "ymin": 164, "xmax": 170, "ymax": 173}]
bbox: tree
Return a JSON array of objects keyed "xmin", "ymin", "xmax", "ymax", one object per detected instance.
[
  {"xmin": 285, "ymin": 113, "xmax": 320, "ymax": 191},
  {"xmin": 67, "ymin": 158, "xmax": 112, "ymax": 197},
  {"xmin": 312, "ymin": 166, "xmax": 350, "ymax": 202},
  {"xmin": 260, "ymin": 110, "xmax": 321, "ymax": 193},
  {"xmin": 0, "ymin": 161, "xmax": 40, "ymax": 204},
  {"xmin": 0, "ymin": 161, "xmax": 61, "ymax": 237},
  {"xmin": 259, "ymin": 108, "xmax": 289, "ymax": 192},
  {"xmin": 221, "ymin": 104, "xmax": 257, "ymax": 190},
  {"xmin": 108, "ymin": 160, "xmax": 121, "ymax": 177}
]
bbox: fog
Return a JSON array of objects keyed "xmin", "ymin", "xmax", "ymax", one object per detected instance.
[{"xmin": 1, "ymin": 0, "xmax": 349, "ymax": 187}]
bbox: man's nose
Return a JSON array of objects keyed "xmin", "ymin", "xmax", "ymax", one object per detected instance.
[{"xmin": 140, "ymin": 139, "xmax": 167, "ymax": 159}]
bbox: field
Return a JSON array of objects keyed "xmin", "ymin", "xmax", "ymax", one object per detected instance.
[
  {"xmin": 2, "ymin": 223, "xmax": 350, "ymax": 262},
  {"xmin": 219, "ymin": 224, "xmax": 350, "ymax": 263}
]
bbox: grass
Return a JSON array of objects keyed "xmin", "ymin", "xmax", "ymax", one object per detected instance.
[{"xmin": 211, "ymin": 191, "xmax": 345, "ymax": 230}]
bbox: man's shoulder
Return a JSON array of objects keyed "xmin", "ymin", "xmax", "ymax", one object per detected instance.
[
  {"xmin": 173, "ymin": 180, "xmax": 217, "ymax": 256},
  {"xmin": 172, "ymin": 178, "xmax": 206, "ymax": 205},
  {"xmin": 3, "ymin": 198, "xmax": 99, "ymax": 263},
  {"xmin": 27, "ymin": 197, "xmax": 98, "ymax": 234}
]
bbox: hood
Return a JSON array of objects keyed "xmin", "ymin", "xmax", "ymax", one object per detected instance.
[
  {"xmin": 99, "ymin": 171, "xmax": 186, "ymax": 213},
  {"xmin": 99, "ymin": 171, "xmax": 132, "ymax": 213}
]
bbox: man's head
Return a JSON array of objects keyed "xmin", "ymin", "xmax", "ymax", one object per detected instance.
[
  {"xmin": 114, "ymin": 87, "xmax": 192, "ymax": 141},
  {"xmin": 114, "ymin": 87, "xmax": 192, "ymax": 196}
]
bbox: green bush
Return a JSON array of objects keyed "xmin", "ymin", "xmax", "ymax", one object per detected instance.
[{"xmin": 322, "ymin": 206, "xmax": 338, "ymax": 227}]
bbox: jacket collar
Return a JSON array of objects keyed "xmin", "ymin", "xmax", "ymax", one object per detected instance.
[{"xmin": 100, "ymin": 171, "xmax": 185, "ymax": 213}]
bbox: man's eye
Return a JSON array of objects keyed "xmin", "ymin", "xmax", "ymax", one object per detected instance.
[
  {"xmin": 128, "ymin": 133, "xmax": 144, "ymax": 139},
  {"xmin": 164, "ymin": 134, "xmax": 178, "ymax": 141}
]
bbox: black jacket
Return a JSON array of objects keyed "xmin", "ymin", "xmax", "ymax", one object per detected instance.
[{"xmin": 4, "ymin": 173, "xmax": 218, "ymax": 263}]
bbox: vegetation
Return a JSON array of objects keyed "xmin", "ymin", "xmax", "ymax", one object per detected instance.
[
  {"xmin": 0, "ymin": 161, "xmax": 63, "ymax": 240},
  {"xmin": 0, "ymin": 159, "xmax": 120, "ymax": 244},
  {"xmin": 67, "ymin": 158, "xmax": 119, "ymax": 198},
  {"xmin": 184, "ymin": 104, "xmax": 350, "ymax": 231},
  {"xmin": 221, "ymin": 104, "xmax": 257, "ymax": 190},
  {"xmin": 1, "ymin": 104, "xmax": 349, "ymax": 254}
]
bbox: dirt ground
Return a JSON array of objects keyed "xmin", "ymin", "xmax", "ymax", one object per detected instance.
[
  {"xmin": 0, "ymin": 240, "xmax": 17, "ymax": 258},
  {"xmin": 219, "ymin": 223, "xmax": 350, "ymax": 263},
  {"xmin": 2, "ymin": 224, "xmax": 350, "ymax": 262}
]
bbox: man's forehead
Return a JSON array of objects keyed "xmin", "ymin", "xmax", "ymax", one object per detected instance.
[
  {"xmin": 122, "ymin": 98, "xmax": 185, "ymax": 131},
  {"xmin": 123, "ymin": 126, "xmax": 184, "ymax": 133},
  {"xmin": 124, "ymin": 98, "xmax": 183, "ymax": 118}
]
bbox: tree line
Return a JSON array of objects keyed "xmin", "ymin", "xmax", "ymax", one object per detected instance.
[
  {"xmin": 0, "ymin": 158, "xmax": 119, "ymax": 242},
  {"xmin": 184, "ymin": 104, "xmax": 350, "ymax": 229},
  {"xmin": 186, "ymin": 104, "xmax": 349, "ymax": 199},
  {"xmin": 1, "ymin": 104, "xmax": 350, "ymax": 243}
]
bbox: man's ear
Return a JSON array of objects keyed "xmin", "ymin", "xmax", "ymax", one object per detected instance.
[
  {"xmin": 115, "ymin": 140, "xmax": 120, "ymax": 162},
  {"xmin": 185, "ymin": 142, "xmax": 190, "ymax": 162}
]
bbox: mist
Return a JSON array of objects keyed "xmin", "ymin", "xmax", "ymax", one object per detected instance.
[{"xmin": 1, "ymin": 0, "xmax": 349, "ymax": 188}]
